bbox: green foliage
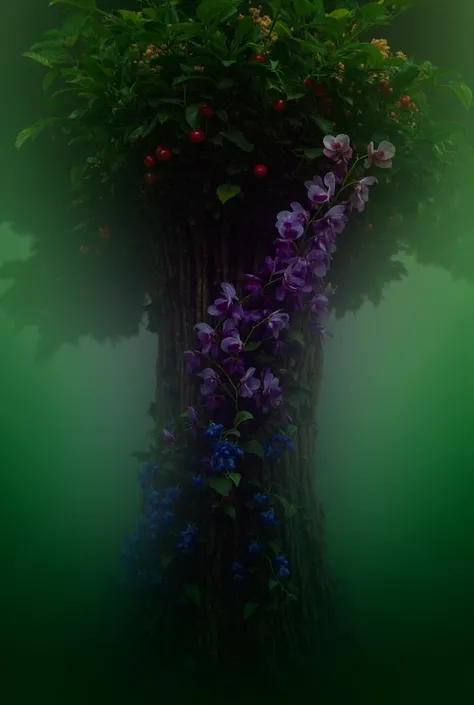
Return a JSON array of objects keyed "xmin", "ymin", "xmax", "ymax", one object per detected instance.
[{"xmin": 243, "ymin": 601, "xmax": 259, "ymax": 619}]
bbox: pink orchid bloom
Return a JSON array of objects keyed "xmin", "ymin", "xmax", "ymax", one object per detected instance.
[{"xmin": 365, "ymin": 141, "xmax": 396, "ymax": 169}]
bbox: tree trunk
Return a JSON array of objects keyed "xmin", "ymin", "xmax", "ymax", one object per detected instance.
[{"xmin": 133, "ymin": 179, "xmax": 333, "ymax": 693}]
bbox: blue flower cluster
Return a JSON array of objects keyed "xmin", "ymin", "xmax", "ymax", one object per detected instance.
[
  {"xmin": 264, "ymin": 431, "xmax": 296, "ymax": 460},
  {"xmin": 137, "ymin": 459, "xmax": 159, "ymax": 490},
  {"xmin": 248, "ymin": 539, "xmax": 264, "ymax": 554},
  {"xmin": 274, "ymin": 554, "xmax": 290, "ymax": 580},
  {"xmin": 191, "ymin": 474, "xmax": 204, "ymax": 487},
  {"xmin": 232, "ymin": 561, "xmax": 245, "ymax": 584},
  {"xmin": 176, "ymin": 524, "xmax": 197, "ymax": 553},
  {"xmin": 253, "ymin": 492, "xmax": 269, "ymax": 505},
  {"xmin": 210, "ymin": 440, "xmax": 244, "ymax": 472},
  {"xmin": 204, "ymin": 422, "xmax": 224, "ymax": 439},
  {"xmin": 260, "ymin": 507, "xmax": 279, "ymax": 526}
]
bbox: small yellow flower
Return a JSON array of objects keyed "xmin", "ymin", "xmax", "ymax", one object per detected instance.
[
  {"xmin": 395, "ymin": 51, "xmax": 407, "ymax": 61},
  {"xmin": 194, "ymin": 65, "xmax": 204, "ymax": 72}
]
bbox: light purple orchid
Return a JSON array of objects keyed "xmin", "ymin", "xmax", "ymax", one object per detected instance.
[
  {"xmin": 243, "ymin": 274, "xmax": 263, "ymax": 295},
  {"xmin": 323, "ymin": 134, "xmax": 353, "ymax": 163},
  {"xmin": 283, "ymin": 257, "xmax": 312, "ymax": 294},
  {"xmin": 266, "ymin": 310, "xmax": 290, "ymax": 339},
  {"xmin": 365, "ymin": 141, "xmax": 396, "ymax": 169},
  {"xmin": 261, "ymin": 369, "xmax": 282, "ymax": 412},
  {"xmin": 184, "ymin": 350, "xmax": 201, "ymax": 374},
  {"xmin": 223, "ymin": 317, "xmax": 239, "ymax": 337},
  {"xmin": 305, "ymin": 172, "xmax": 336, "ymax": 206},
  {"xmin": 349, "ymin": 176, "xmax": 378, "ymax": 212},
  {"xmin": 313, "ymin": 205, "xmax": 347, "ymax": 239},
  {"xmin": 198, "ymin": 367, "xmax": 219, "ymax": 396},
  {"xmin": 163, "ymin": 429, "xmax": 175, "ymax": 447},
  {"xmin": 195, "ymin": 323, "xmax": 215, "ymax": 355},
  {"xmin": 208, "ymin": 282, "xmax": 238, "ymax": 317},
  {"xmin": 310, "ymin": 293, "xmax": 329, "ymax": 319},
  {"xmin": 221, "ymin": 332, "xmax": 243, "ymax": 355},
  {"xmin": 275, "ymin": 202, "xmax": 309, "ymax": 242},
  {"xmin": 239, "ymin": 367, "xmax": 260, "ymax": 399},
  {"xmin": 307, "ymin": 247, "xmax": 328, "ymax": 279}
]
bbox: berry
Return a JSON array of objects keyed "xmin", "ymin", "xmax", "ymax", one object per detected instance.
[
  {"xmin": 145, "ymin": 172, "xmax": 158, "ymax": 185},
  {"xmin": 253, "ymin": 164, "xmax": 268, "ymax": 178},
  {"xmin": 144, "ymin": 155, "xmax": 156, "ymax": 168},
  {"xmin": 400, "ymin": 94, "xmax": 411, "ymax": 109},
  {"xmin": 200, "ymin": 104, "xmax": 214, "ymax": 119},
  {"xmin": 189, "ymin": 129, "xmax": 205, "ymax": 144},
  {"xmin": 313, "ymin": 83, "xmax": 325, "ymax": 97},
  {"xmin": 385, "ymin": 87, "xmax": 394, "ymax": 96},
  {"xmin": 272, "ymin": 99, "xmax": 287, "ymax": 113},
  {"xmin": 253, "ymin": 54, "xmax": 265, "ymax": 63},
  {"xmin": 303, "ymin": 77, "xmax": 312, "ymax": 87},
  {"xmin": 156, "ymin": 147, "xmax": 172, "ymax": 161},
  {"xmin": 379, "ymin": 79, "xmax": 389, "ymax": 90},
  {"xmin": 99, "ymin": 227, "xmax": 111, "ymax": 240}
]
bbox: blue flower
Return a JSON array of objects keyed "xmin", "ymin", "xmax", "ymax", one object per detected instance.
[
  {"xmin": 191, "ymin": 474, "xmax": 204, "ymax": 488},
  {"xmin": 210, "ymin": 440, "xmax": 244, "ymax": 473},
  {"xmin": 248, "ymin": 540, "xmax": 264, "ymax": 554},
  {"xmin": 137, "ymin": 461, "xmax": 159, "ymax": 489},
  {"xmin": 274, "ymin": 554, "xmax": 290, "ymax": 580},
  {"xmin": 264, "ymin": 431, "xmax": 296, "ymax": 460},
  {"xmin": 176, "ymin": 524, "xmax": 197, "ymax": 553},
  {"xmin": 231, "ymin": 561, "xmax": 245, "ymax": 584},
  {"xmin": 204, "ymin": 422, "xmax": 224, "ymax": 439},
  {"xmin": 253, "ymin": 492, "xmax": 269, "ymax": 505},
  {"xmin": 260, "ymin": 508, "xmax": 279, "ymax": 526}
]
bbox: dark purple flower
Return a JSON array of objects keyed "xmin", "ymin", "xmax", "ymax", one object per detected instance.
[
  {"xmin": 239, "ymin": 367, "xmax": 260, "ymax": 399},
  {"xmin": 262, "ymin": 256, "xmax": 278, "ymax": 277},
  {"xmin": 266, "ymin": 310, "xmax": 290, "ymax": 339},
  {"xmin": 313, "ymin": 205, "xmax": 347, "ymax": 239},
  {"xmin": 197, "ymin": 367, "xmax": 219, "ymax": 396},
  {"xmin": 187, "ymin": 406, "xmax": 198, "ymax": 428},
  {"xmin": 260, "ymin": 368, "xmax": 282, "ymax": 412},
  {"xmin": 283, "ymin": 257, "xmax": 312, "ymax": 294},
  {"xmin": 204, "ymin": 394, "xmax": 222, "ymax": 412},
  {"xmin": 243, "ymin": 274, "xmax": 263, "ymax": 295},
  {"xmin": 307, "ymin": 247, "xmax": 329, "ymax": 279},
  {"xmin": 184, "ymin": 350, "xmax": 201, "ymax": 374},
  {"xmin": 208, "ymin": 282, "xmax": 238, "ymax": 317},
  {"xmin": 349, "ymin": 176, "xmax": 378, "ymax": 212},
  {"xmin": 310, "ymin": 293, "xmax": 329, "ymax": 318},
  {"xmin": 163, "ymin": 429, "xmax": 175, "ymax": 447},
  {"xmin": 221, "ymin": 332, "xmax": 243, "ymax": 354},
  {"xmin": 223, "ymin": 356, "xmax": 245, "ymax": 376},
  {"xmin": 323, "ymin": 134, "xmax": 353, "ymax": 162},
  {"xmin": 305, "ymin": 172, "xmax": 336, "ymax": 206},
  {"xmin": 195, "ymin": 323, "xmax": 215, "ymax": 355},
  {"xmin": 275, "ymin": 240, "xmax": 294, "ymax": 261},
  {"xmin": 242, "ymin": 309, "xmax": 264, "ymax": 325}
]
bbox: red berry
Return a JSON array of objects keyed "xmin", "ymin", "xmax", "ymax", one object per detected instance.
[
  {"xmin": 99, "ymin": 227, "xmax": 111, "ymax": 240},
  {"xmin": 189, "ymin": 129, "xmax": 205, "ymax": 144},
  {"xmin": 272, "ymin": 99, "xmax": 287, "ymax": 113},
  {"xmin": 253, "ymin": 164, "xmax": 268, "ymax": 178},
  {"xmin": 253, "ymin": 54, "xmax": 265, "ymax": 63},
  {"xmin": 313, "ymin": 83, "xmax": 326, "ymax": 97},
  {"xmin": 156, "ymin": 147, "xmax": 172, "ymax": 161},
  {"xmin": 200, "ymin": 104, "xmax": 214, "ymax": 119},
  {"xmin": 145, "ymin": 172, "xmax": 158, "ymax": 185},
  {"xmin": 385, "ymin": 87, "xmax": 394, "ymax": 96},
  {"xmin": 303, "ymin": 77, "xmax": 312, "ymax": 87},
  {"xmin": 379, "ymin": 79, "xmax": 389, "ymax": 91},
  {"xmin": 144, "ymin": 155, "xmax": 156, "ymax": 168}
]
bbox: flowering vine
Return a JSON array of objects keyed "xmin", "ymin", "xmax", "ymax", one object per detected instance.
[{"xmin": 122, "ymin": 133, "xmax": 395, "ymax": 614}]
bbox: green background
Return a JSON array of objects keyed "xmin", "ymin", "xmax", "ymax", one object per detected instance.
[{"xmin": 1, "ymin": 1, "xmax": 473, "ymax": 702}]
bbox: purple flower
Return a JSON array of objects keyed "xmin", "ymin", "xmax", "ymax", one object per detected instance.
[
  {"xmin": 305, "ymin": 172, "xmax": 336, "ymax": 206},
  {"xmin": 310, "ymin": 293, "xmax": 329, "ymax": 318},
  {"xmin": 195, "ymin": 323, "xmax": 215, "ymax": 355},
  {"xmin": 187, "ymin": 406, "xmax": 198, "ymax": 428},
  {"xmin": 266, "ymin": 310, "xmax": 290, "ymax": 339},
  {"xmin": 208, "ymin": 282, "xmax": 238, "ymax": 317},
  {"xmin": 221, "ymin": 332, "xmax": 243, "ymax": 355},
  {"xmin": 223, "ymin": 356, "xmax": 245, "ymax": 376},
  {"xmin": 242, "ymin": 309, "xmax": 264, "ymax": 325},
  {"xmin": 283, "ymin": 257, "xmax": 312, "ymax": 294},
  {"xmin": 239, "ymin": 367, "xmax": 260, "ymax": 399},
  {"xmin": 262, "ymin": 256, "xmax": 278, "ymax": 277},
  {"xmin": 184, "ymin": 350, "xmax": 201, "ymax": 374},
  {"xmin": 261, "ymin": 368, "xmax": 282, "ymax": 412},
  {"xmin": 197, "ymin": 368, "xmax": 219, "ymax": 396},
  {"xmin": 163, "ymin": 429, "xmax": 175, "ymax": 447},
  {"xmin": 275, "ymin": 240, "xmax": 294, "ymax": 261},
  {"xmin": 365, "ymin": 140, "xmax": 396, "ymax": 169},
  {"xmin": 323, "ymin": 134, "xmax": 353, "ymax": 163},
  {"xmin": 243, "ymin": 274, "xmax": 263, "ymax": 295},
  {"xmin": 191, "ymin": 474, "xmax": 204, "ymax": 488},
  {"xmin": 349, "ymin": 176, "xmax": 378, "ymax": 212},
  {"xmin": 275, "ymin": 202, "xmax": 309, "ymax": 241},
  {"xmin": 307, "ymin": 247, "xmax": 328, "ymax": 279},
  {"xmin": 313, "ymin": 205, "xmax": 347, "ymax": 239}
]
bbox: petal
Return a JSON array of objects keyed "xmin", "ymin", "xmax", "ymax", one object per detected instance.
[
  {"xmin": 323, "ymin": 135, "xmax": 336, "ymax": 150},
  {"xmin": 378, "ymin": 141, "xmax": 396, "ymax": 158}
]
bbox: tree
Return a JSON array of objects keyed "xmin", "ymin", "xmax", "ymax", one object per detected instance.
[{"xmin": 4, "ymin": 0, "xmax": 472, "ymax": 697}]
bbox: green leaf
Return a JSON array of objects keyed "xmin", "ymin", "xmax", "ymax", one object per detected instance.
[
  {"xmin": 439, "ymin": 82, "xmax": 473, "ymax": 111},
  {"xmin": 222, "ymin": 130, "xmax": 254, "ymax": 152},
  {"xmin": 311, "ymin": 115, "xmax": 333, "ymax": 135},
  {"xmin": 184, "ymin": 583, "xmax": 201, "ymax": 607},
  {"xmin": 276, "ymin": 494, "xmax": 297, "ymax": 519},
  {"xmin": 360, "ymin": 2, "xmax": 389, "ymax": 22},
  {"xmin": 227, "ymin": 472, "xmax": 241, "ymax": 487},
  {"xmin": 207, "ymin": 475, "xmax": 232, "ymax": 496},
  {"xmin": 269, "ymin": 579, "xmax": 279, "ymax": 590},
  {"xmin": 196, "ymin": 0, "xmax": 238, "ymax": 25},
  {"xmin": 43, "ymin": 69, "xmax": 59, "ymax": 91},
  {"xmin": 216, "ymin": 184, "xmax": 241, "ymax": 203},
  {"xmin": 222, "ymin": 428, "xmax": 241, "ymax": 438},
  {"xmin": 243, "ymin": 440, "xmax": 265, "ymax": 460},
  {"xmin": 293, "ymin": 0, "xmax": 324, "ymax": 18},
  {"xmin": 15, "ymin": 117, "xmax": 59, "ymax": 149},
  {"xmin": 185, "ymin": 103, "xmax": 201, "ymax": 129},
  {"xmin": 304, "ymin": 147, "xmax": 323, "ymax": 160},
  {"xmin": 22, "ymin": 51, "xmax": 56, "ymax": 68},
  {"xmin": 243, "ymin": 602, "xmax": 259, "ymax": 619},
  {"xmin": 233, "ymin": 410, "xmax": 254, "ymax": 427},
  {"xmin": 49, "ymin": 0, "xmax": 97, "ymax": 10},
  {"xmin": 327, "ymin": 8, "xmax": 351, "ymax": 20},
  {"xmin": 244, "ymin": 341, "xmax": 261, "ymax": 352},
  {"xmin": 223, "ymin": 504, "xmax": 236, "ymax": 520},
  {"xmin": 287, "ymin": 329, "xmax": 305, "ymax": 349},
  {"xmin": 389, "ymin": 63, "xmax": 420, "ymax": 96}
]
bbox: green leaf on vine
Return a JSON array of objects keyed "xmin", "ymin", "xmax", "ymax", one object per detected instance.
[
  {"xmin": 49, "ymin": 0, "xmax": 97, "ymax": 10},
  {"xmin": 222, "ymin": 428, "xmax": 240, "ymax": 438},
  {"xmin": 304, "ymin": 147, "xmax": 323, "ymax": 160},
  {"xmin": 243, "ymin": 440, "xmax": 264, "ymax": 459},
  {"xmin": 184, "ymin": 583, "xmax": 201, "ymax": 607},
  {"xmin": 287, "ymin": 330, "xmax": 305, "ymax": 348},
  {"xmin": 439, "ymin": 82, "xmax": 473, "ymax": 111},
  {"xmin": 227, "ymin": 472, "xmax": 241, "ymax": 487},
  {"xmin": 222, "ymin": 130, "xmax": 254, "ymax": 152},
  {"xmin": 243, "ymin": 601, "xmax": 259, "ymax": 619},
  {"xmin": 327, "ymin": 8, "xmax": 350, "ymax": 20},
  {"xmin": 269, "ymin": 579, "xmax": 279, "ymax": 591},
  {"xmin": 185, "ymin": 103, "xmax": 202, "ymax": 129},
  {"xmin": 276, "ymin": 494, "xmax": 297, "ymax": 518},
  {"xmin": 216, "ymin": 184, "xmax": 241, "ymax": 203},
  {"xmin": 233, "ymin": 410, "xmax": 254, "ymax": 427},
  {"xmin": 207, "ymin": 475, "xmax": 232, "ymax": 496},
  {"xmin": 244, "ymin": 341, "xmax": 262, "ymax": 352},
  {"xmin": 223, "ymin": 504, "xmax": 236, "ymax": 520}
]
